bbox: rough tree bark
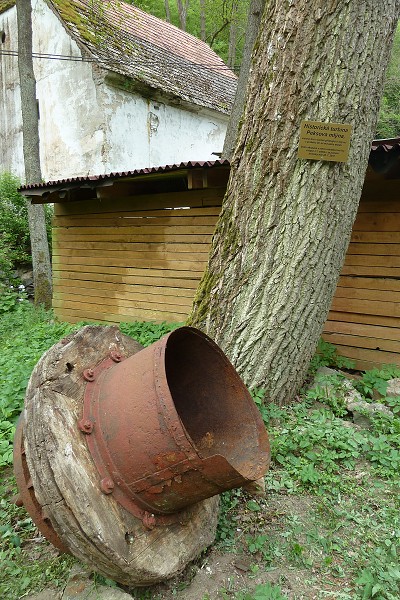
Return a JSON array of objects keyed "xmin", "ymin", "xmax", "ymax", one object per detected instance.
[
  {"xmin": 222, "ymin": 0, "xmax": 266, "ymax": 161},
  {"xmin": 227, "ymin": 0, "xmax": 239, "ymax": 69},
  {"xmin": 164, "ymin": 0, "xmax": 171, "ymax": 22},
  {"xmin": 16, "ymin": 0, "xmax": 52, "ymax": 308},
  {"xmin": 199, "ymin": 0, "xmax": 206, "ymax": 41},
  {"xmin": 188, "ymin": 0, "xmax": 400, "ymax": 405},
  {"xmin": 176, "ymin": 0, "xmax": 190, "ymax": 31}
]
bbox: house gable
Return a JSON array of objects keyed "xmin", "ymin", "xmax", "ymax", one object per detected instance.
[
  {"xmin": 47, "ymin": 0, "xmax": 237, "ymax": 114},
  {"xmin": 0, "ymin": 0, "xmax": 234, "ymax": 181}
]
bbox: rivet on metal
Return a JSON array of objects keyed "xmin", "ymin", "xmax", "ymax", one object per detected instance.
[
  {"xmin": 83, "ymin": 368, "xmax": 95, "ymax": 382},
  {"xmin": 100, "ymin": 478, "xmax": 115, "ymax": 495},
  {"xmin": 110, "ymin": 350, "xmax": 122, "ymax": 363},
  {"xmin": 78, "ymin": 419, "xmax": 94, "ymax": 434},
  {"xmin": 142, "ymin": 511, "xmax": 156, "ymax": 530}
]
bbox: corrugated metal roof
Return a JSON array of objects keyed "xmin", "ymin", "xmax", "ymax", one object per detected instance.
[
  {"xmin": 371, "ymin": 138, "xmax": 400, "ymax": 152},
  {"xmin": 20, "ymin": 159, "xmax": 230, "ymax": 191},
  {"xmin": 21, "ymin": 137, "xmax": 400, "ymax": 193},
  {"xmin": 48, "ymin": 0, "xmax": 236, "ymax": 114}
]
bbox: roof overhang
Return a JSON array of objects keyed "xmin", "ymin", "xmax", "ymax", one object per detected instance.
[{"xmin": 20, "ymin": 160, "xmax": 230, "ymax": 204}]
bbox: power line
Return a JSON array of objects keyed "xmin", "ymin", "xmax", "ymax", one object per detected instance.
[
  {"xmin": 0, "ymin": 48, "xmax": 240, "ymax": 72},
  {"xmin": 0, "ymin": 49, "xmax": 96, "ymax": 63}
]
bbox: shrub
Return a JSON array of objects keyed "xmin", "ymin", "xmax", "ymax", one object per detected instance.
[{"xmin": 0, "ymin": 172, "xmax": 52, "ymax": 282}]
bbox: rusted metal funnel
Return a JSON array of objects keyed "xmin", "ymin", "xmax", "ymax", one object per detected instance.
[
  {"xmin": 12, "ymin": 325, "xmax": 270, "ymax": 584},
  {"xmin": 81, "ymin": 326, "xmax": 270, "ymax": 516}
]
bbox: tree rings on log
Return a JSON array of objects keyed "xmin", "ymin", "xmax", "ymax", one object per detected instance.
[{"xmin": 22, "ymin": 325, "xmax": 219, "ymax": 586}]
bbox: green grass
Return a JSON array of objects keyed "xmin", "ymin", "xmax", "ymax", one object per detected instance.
[{"xmin": 213, "ymin": 384, "xmax": 400, "ymax": 600}]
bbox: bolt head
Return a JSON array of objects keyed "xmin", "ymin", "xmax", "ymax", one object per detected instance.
[
  {"xmin": 83, "ymin": 368, "xmax": 95, "ymax": 382},
  {"xmin": 110, "ymin": 350, "xmax": 122, "ymax": 362},
  {"xmin": 142, "ymin": 511, "xmax": 156, "ymax": 530},
  {"xmin": 100, "ymin": 478, "xmax": 115, "ymax": 494},
  {"xmin": 78, "ymin": 418, "xmax": 93, "ymax": 434}
]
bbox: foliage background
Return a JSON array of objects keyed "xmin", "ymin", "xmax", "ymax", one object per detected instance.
[{"xmin": 0, "ymin": 173, "xmax": 52, "ymax": 283}]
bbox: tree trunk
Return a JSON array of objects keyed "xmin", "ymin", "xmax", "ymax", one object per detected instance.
[
  {"xmin": 176, "ymin": 0, "xmax": 190, "ymax": 31},
  {"xmin": 16, "ymin": 0, "xmax": 52, "ymax": 309},
  {"xmin": 188, "ymin": 0, "xmax": 400, "ymax": 405},
  {"xmin": 199, "ymin": 0, "xmax": 206, "ymax": 41},
  {"xmin": 227, "ymin": 2, "xmax": 238, "ymax": 70},
  {"xmin": 222, "ymin": 0, "xmax": 266, "ymax": 161},
  {"xmin": 164, "ymin": 0, "xmax": 171, "ymax": 22}
]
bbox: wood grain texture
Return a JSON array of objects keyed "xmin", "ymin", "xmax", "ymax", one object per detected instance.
[
  {"xmin": 325, "ymin": 188, "xmax": 400, "ymax": 369},
  {"xmin": 327, "ymin": 310, "xmax": 400, "ymax": 328},
  {"xmin": 51, "ymin": 192, "xmax": 218, "ymax": 324},
  {"xmin": 23, "ymin": 326, "xmax": 219, "ymax": 586}
]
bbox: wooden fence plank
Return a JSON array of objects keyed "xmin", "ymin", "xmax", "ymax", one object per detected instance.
[
  {"xmin": 337, "ymin": 276, "xmax": 400, "ymax": 292},
  {"xmin": 323, "ymin": 320, "xmax": 400, "ymax": 342},
  {"xmin": 341, "ymin": 265, "xmax": 400, "ymax": 277},
  {"xmin": 53, "ymin": 233, "xmax": 213, "ymax": 244},
  {"xmin": 54, "ymin": 206, "xmax": 222, "ymax": 226},
  {"xmin": 344, "ymin": 254, "xmax": 400, "ymax": 268},
  {"xmin": 328, "ymin": 344, "xmax": 400, "ymax": 367},
  {"xmin": 322, "ymin": 331, "xmax": 399, "ymax": 353},
  {"xmin": 353, "ymin": 213, "xmax": 400, "ymax": 232},
  {"xmin": 52, "ymin": 270, "xmax": 200, "ymax": 288},
  {"xmin": 52, "ymin": 255, "xmax": 207, "ymax": 271},
  {"xmin": 351, "ymin": 231, "xmax": 400, "ymax": 243},
  {"xmin": 52, "ymin": 241, "xmax": 211, "ymax": 254},
  {"xmin": 53, "ymin": 289, "xmax": 193, "ymax": 308},
  {"xmin": 54, "ymin": 281, "xmax": 195, "ymax": 298},
  {"xmin": 347, "ymin": 243, "xmax": 400, "ymax": 256},
  {"xmin": 54, "ymin": 225, "xmax": 217, "ymax": 236},
  {"xmin": 334, "ymin": 286, "xmax": 400, "ymax": 303},
  {"xmin": 331, "ymin": 297, "xmax": 400, "ymax": 318},
  {"xmin": 53, "ymin": 298, "xmax": 190, "ymax": 316},
  {"xmin": 327, "ymin": 311, "xmax": 400, "ymax": 328},
  {"xmin": 53, "ymin": 301, "xmax": 188, "ymax": 322},
  {"xmin": 53, "ymin": 264, "xmax": 203, "ymax": 279},
  {"xmin": 55, "ymin": 215, "xmax": 218, "ymax": 228}
]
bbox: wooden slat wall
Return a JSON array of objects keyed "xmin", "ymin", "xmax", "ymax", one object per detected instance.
[
  {"xmin": 323, "ymin": 191, "xmax": 400, "ymax": 370},
  {"xmin": 52, "ymin": 188, "xmax": 224, "ymax": 324}
]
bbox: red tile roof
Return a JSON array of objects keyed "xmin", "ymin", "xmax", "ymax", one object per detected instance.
[{"xmin": 48, "ymin": 0, "xmax": 237, "ymax": 114}]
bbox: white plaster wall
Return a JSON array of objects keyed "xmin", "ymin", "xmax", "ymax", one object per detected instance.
[
  {"xmin": 0, "ymin": 6, "xmax": 24, "ymax": 179},
  {"xmin": 32, "ymin": 0, "xmax": 105, "ymax": 181},
  {"xmin": 0, "ymin": 0, "xmax": 228, "ymax": 183},
  {"xmin": 100, "ymin": 84, "xmax": 228, "ymax": 172}
]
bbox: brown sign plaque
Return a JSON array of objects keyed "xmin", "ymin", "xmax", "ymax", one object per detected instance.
[{"xmin": 298, "ymin": 120, "xmax": 352, "ymax": 163}]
